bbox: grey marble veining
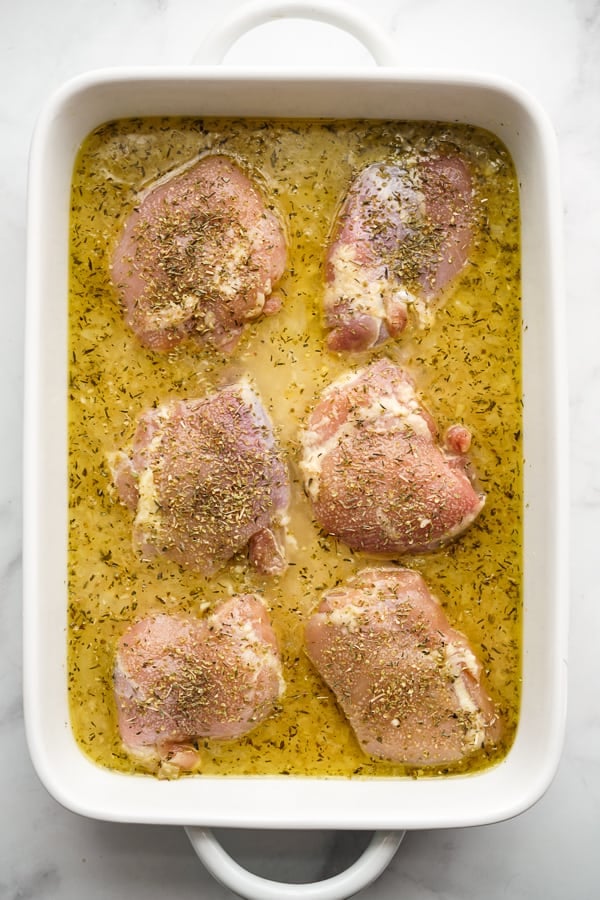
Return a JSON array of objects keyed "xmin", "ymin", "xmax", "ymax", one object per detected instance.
[{"xmin": 1, "ymin": 0, "xmax": 599, "ymax": 897}]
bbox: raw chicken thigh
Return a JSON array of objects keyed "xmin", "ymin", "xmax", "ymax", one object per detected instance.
[
  {"xmin": 324, "ymin": 156, "xmax": 472, "ymax": 352},
  {"xmin": 300, "ymin": 358, "xmax": 484, "ymax": 555},
  {"xmin": 110, "ymin": 379, "xmax": 289, "ymax": 576},
  {"xmin": 111, "ymin": 154, "xmax": 287, "ymax": 353},
  {"xmin": 114, "ymin": 594, "xmax": 285, "ymax": 771},
  {"xmin": 305, "ymin": 567, "xmax": 501, "ymax": 766}
]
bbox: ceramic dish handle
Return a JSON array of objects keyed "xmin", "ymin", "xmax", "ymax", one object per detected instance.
[
  {"xmin": 185, "ymin": 827, "xmax": 404, "ymax": 900},
  {"xmin": 193, "ymin": 0, "xmax": 398, "ymax": 66}
]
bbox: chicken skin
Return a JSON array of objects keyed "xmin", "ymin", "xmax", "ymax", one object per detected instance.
[
  {"xmin": 305, "ymin": 567, "xmax": 501, "ymax": 766},
  {"xmin": 109, "ymin": 379, "xmax": 289, "ymax": 576},
  {"xmin": 300, "ymin": 358, "xmax": 484, "ymax": 555},
  {"xmin": 114, "ymin": 595, "xmax": 285, "ymax": 771},
  {"xmin": 324, "ymin": 156, "xmax": 472, "ymax": 352},
  {"xmin": 111, "ymin": 154, "xmax": 287, "ymax": 353}
]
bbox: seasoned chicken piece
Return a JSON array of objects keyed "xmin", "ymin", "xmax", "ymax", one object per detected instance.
[
  {"xmin": 305, "ymin": 567, "xmax": 501, "ymax": 766},
  {"xmin": 109, "ymin": 379, "xmax": 289, "ymax": 576},
  {"xmin": 300, "ymin": 358, "xmax": 484, "ymax": 555},
  {"xmin": 324, "ymin": 156, "xmax": 472, "ymax": 352},
  {"xmin": 114, "ymin": 595, "xmax": 285, "ymax": 771},
  {"xmin": 111, "ymin": 154, "xmax": 287, "ymax": 353}
]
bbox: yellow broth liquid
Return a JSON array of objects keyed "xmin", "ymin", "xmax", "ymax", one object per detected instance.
[{"xmin": 68, "ymin": 117, "xmax": 522, "ymax": 778}]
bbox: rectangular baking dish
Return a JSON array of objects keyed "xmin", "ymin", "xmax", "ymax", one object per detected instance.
[{"xmin": 24, "ymin": 62, "xmax": 567, "ymax": 831}]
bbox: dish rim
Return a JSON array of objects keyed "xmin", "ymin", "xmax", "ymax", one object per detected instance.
[{"xmin": 23, "ymin": 65, "xmax": 568, "ymax": 829}]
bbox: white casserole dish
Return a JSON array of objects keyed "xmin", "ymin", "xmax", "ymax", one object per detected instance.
[{"xmin": 23, "ymin": 1, "xmax": 568, "ymax": 896}]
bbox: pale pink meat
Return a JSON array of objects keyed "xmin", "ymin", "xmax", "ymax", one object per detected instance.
[
  {"xmin": 325, "ymin": 156, "xmax": 472, "ymax": 352},
  {"xmin": 114, "ymin": 595, "xmax": 285, "ymax": 770},
  {"xmin": 305, "ymin": 567, "xmax": 501, "ymax": 766},
  {"xmin": 109, "ymin": 379, "xmax": 289, "ymax": 576},
  {"xmin": 111, "ymin": 154, "xmax": 287, "ymax": 353},
  {"xmin": 300, "ymin": 358, "xmax": 484, "ymax": 555}
]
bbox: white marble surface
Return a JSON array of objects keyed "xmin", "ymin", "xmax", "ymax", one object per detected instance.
[{"xmin": 1, "ymin": 0, "xmax": 598, "ymax": 896}]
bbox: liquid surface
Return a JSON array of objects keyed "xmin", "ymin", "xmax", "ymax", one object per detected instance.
[{"xmin": 68, "ymin": 117, "xmax": 522, "ymax": 778}]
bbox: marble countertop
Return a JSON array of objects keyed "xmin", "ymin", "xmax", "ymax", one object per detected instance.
[{"xmin": 1, "ymin": 0, "xmax": 598, "ymax": 897}]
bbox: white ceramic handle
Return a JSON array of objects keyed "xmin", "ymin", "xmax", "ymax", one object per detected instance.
[
  {"xmin": 186, "ymin": 827, "xmax": 404, "ymax": 900},
  {"xmin": 193, "ymin": 0, "xmax": 398, "ymax": 66}
]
